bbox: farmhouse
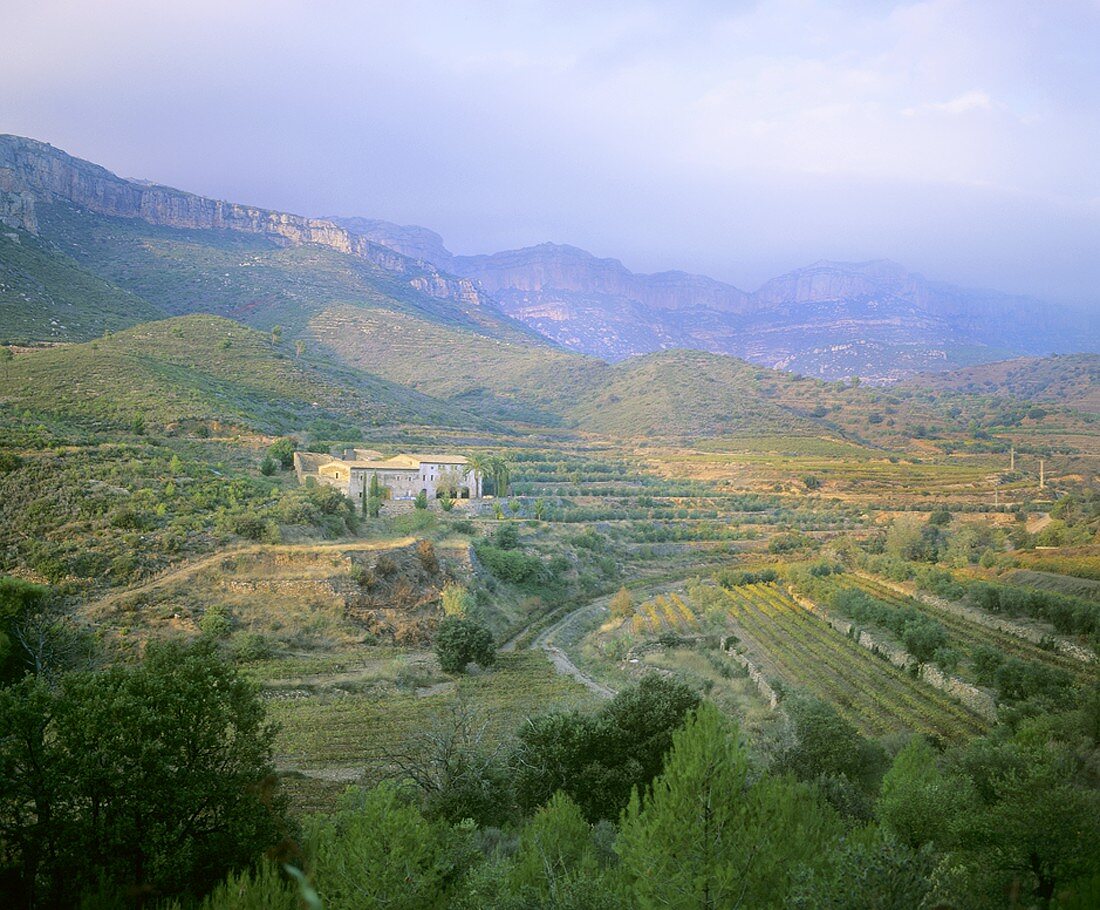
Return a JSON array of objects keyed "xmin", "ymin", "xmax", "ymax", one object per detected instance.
[{"xmin": 294, "ymin": 448, "xmax": 482, "ymax": 507}]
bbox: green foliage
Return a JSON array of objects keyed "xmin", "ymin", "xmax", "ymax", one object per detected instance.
[
  {"xmin": 786, "ymin": 829, "xmax": 937, "ymax": 910},
  {"xmin": 507, "ymin": 792, "xmax": 599, "ymax": 903},
  {"xmin": 435, "ymin": 617, "xmax": 496, "ymax": 673},
  {"xmin": 0, "ymin": 576, "xmax": 51, "ymax": 683},
  {"xmin": 441, "ymin": 583, "xmax": 474, "ymax": 618},
  {"xmin": 776, "ymin": 695, "xmax": 887, "ymax": 798},
  {"xmin": 0, "ymin": 639, "xmax": 286, "ymax": 906},
  {"xmin": 414, "ymin": 489, "xmax": 429, "ymax": 510},
  {"xmin": 198, "ymin": 860, "xmax": 298, "ymax": 909},
  {"xmin": 716, "ymin": 567, "xmax": 778, "ymax": 588},
  {"xmin": 830, "ymin": 589, "xmax": 948, "ymax": 664},
  {"xmin": 512, "ymin": 675, "xmax": 699, "ymax": 822},
  {"xmin": 966, "ymin": 578, "xmax": 1100, "ymax": 638},
  {"xmin": 618, "ymin": 701, "xmax": 841, "ymax": 909},
  {"xmin": 473, "ymin": 541, "xmax": 543, "ymax": 585},
  {"xmin": 266, "ymin": 437, "xmax": 295, "ymax": 468},
  {"xmin": 200, "ymin": 603, "xmax": 234, "ymax": 638},
  {"xmin": 307, "ymin": 782, "xmax": 475, "ymax": 910},
  {"xmin": 259, "ymin": 455, "xmax": 277, "ymax": 476},
  {"xmin": 877, "ymin": 737, "xmax": 967, "ymax": 850}
]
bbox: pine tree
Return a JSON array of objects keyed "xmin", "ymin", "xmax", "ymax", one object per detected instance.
[{"xmin": 618, "ymin": 701, "xmax": 840, "ymax": 909}]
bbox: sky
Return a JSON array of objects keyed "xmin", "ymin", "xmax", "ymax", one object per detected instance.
[{"xmin": 2, "ymin": 0, "xmax": 1099, "ymax": 304}]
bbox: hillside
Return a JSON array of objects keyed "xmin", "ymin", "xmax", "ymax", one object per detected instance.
[
  {"xmin": 307, "ymin": 305, "xmax": 605, "ymax": 426},
  {"xmin": 306, "ymin": 305, "xmax": 962, "ymax": 443},
  {"xmin": 902, "ymin": 354, "xmax": 1100, "ymax": 416},
  {"xmin": 0, "ymin": 135, "xmax": 541, "ymax": 347},
  {"xmin": 0, "ymin": 227, "xmax": 163, "ymax": 342},
  {"xmin": 0, "ymin": 314, "xmax": 485, "ymax": 434},
  {"xmin": 568, "ymin": 350, "xmax": 819, "ymax": 438}
]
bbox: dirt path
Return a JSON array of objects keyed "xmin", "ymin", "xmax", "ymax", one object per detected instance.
[
  {"xmin": 534, "ymin": 598, "xmax": 617, "ymax": 699},
  {"xmin": 88, "ymin": 536, "xmax": 417, "ymax": 613},
  {"xmin": 530, "ymin": 575, "xmax": 705, "ymax": 699}
]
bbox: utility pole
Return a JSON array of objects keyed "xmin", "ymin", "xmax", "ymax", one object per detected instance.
[
  {"xmin": 1010, "ymin": 447, "xmax": 1015, "ymax": 472},
  {"xmin": 1039, "ymin": 459, "xmax": 1045, "ymax": 491}
]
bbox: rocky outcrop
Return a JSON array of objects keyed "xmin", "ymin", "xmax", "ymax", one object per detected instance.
[
  {"xmin": 0, "ymin": 134, "xmax": 493, "ymax": 313},
  {"xmin": 454, "ymin": 243, "xmax": 752, "ymax": 314},
  {"xmin": 330, "ymin": 217, "xmax": 454, "ymax": 268},
  {"xmin": 0, "ymin": 167, "xmax": 38, "ymax": 233}
]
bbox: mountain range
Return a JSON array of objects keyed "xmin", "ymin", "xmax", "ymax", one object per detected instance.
[
  {"xmin": 1, "ymin": 132, "xmax": 1095, "ymax": 397},
  {"xmin": 338, "ymin": 221, "xmax": 1096, "ymax": 381}
]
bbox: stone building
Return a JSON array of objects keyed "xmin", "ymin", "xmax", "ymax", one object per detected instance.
[{"xmin": 293, "ymin": 448, "xmax": 481, "ymax": 508}]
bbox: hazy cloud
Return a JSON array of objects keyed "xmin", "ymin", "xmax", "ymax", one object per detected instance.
[{"xmin": 1, "ymin": 0, "xmax": 1098, "ymax": 304}]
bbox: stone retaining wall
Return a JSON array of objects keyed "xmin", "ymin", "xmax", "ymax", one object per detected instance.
[{"xmin": 787, "ymin": 586, "xmax": 998, "ymax": 722}]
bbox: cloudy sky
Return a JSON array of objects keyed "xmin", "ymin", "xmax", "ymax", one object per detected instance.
[{"xmin": 3, "ymin": 0, "xmax": 1098, "ymax": 303}]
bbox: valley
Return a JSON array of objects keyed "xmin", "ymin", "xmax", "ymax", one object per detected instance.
[{"xmin": 1, "ymin": 132, "xmax": 1098, "ymax": 909}]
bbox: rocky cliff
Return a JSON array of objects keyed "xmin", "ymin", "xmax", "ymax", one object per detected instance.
[{"xmin": 0, "ymin": 134, "xmax": 490, "ymax": 312}]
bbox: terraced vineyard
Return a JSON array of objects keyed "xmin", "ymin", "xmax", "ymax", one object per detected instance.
[
  {"xmin": 846, "ymin": 574, "xmax": 1094, "ymax": 682},
  {"xmin": 715, "ymin": 583, "xmax": 989, "ymax": 740},
  {"xmin": 630, "ymin": 593, "xmax": 699, "ymax": 635}
]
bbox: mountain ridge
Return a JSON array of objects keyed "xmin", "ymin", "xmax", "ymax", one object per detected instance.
[{"xmin": 353, "ymin": 219, "xmax": 1096, "ymax": 379}]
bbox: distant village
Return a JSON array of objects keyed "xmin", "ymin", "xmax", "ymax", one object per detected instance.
[{"xmin": 293, "ymin": 448, "xmax": 482, "ymax": 509}]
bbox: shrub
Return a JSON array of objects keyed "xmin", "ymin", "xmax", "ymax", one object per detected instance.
[
  {"xmin": 267, "ymin": 437, "xmax": 296, "ymax": 469},
  {"xmin": 417, "ymin": 539, "xmax": 439, "ymax": 574},
  {"xmin": 610, "ymin": 586, "xmax": 634, "ymax": 619},
  {"xmin": 231, "ymin": 632, "xmax": 275, "ymax": 662},
  {"xmin": 435, "ymin": 617, "xmax": 496, "ymax": 673},
  {"xmin": 259, "ymin": 455, "xmax": 278, "ymax": 476},
  {"xmin": 200, "ymin": 604, "xmax": 233, "ymax": 638}
]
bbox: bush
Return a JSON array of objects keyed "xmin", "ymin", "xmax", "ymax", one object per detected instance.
[
  {"xmin": 200, "ymin": 603, "xmax": 233, "ymax": 638},
  {"xmin": 435, "ymin": 617, "xmax": 496, "ymax": 673},
  {"xmin": 231, "ymin": 632, "xmax": 275, "ymax": 662},
  {"xmin": 260, "ymin": 455, "xmax": 278, "ymax": 476},
  {"xmin": 473, "ymin": 542, "xmax": 543, "ymax": 584},
  {"xmin": 267, "ymin": 437, "xmax": 296, "ymax": 469},
  {"xmin": 417, "ymin": 539, "xmax": 439, "ymax": 574}
]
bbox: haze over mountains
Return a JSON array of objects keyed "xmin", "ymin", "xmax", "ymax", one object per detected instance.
[
  {"xmin": 2, "ymin": 133, "xmax": 1096, "ymax": 390},
  {"xmin": 344, "ymin": 219, "xmax": 1096, "ymax": 381}
]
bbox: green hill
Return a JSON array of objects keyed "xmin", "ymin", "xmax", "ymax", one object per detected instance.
[
  {"xmin": 308, "ymin": 305, "xmax": 605, "ymax": 426},
  {"xmin": 0, "ymin": 314, "xmax": 488, "ymax": 435},
  {"xmin": 569, "ymin": 349, "xmax": 824, "ymax": 438},
  {"xmin": 903, "ymin": 354, "xmax": 1100, "ymax": 415},
  {"xmin": 0, "ymin": 227, "xmax": 164, "ymax": 343},
  {"xmin": 308, "ymin": 308, "xmax": 949, "ymax": 443}
]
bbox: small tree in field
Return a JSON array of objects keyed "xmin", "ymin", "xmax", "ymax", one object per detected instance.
[
  {"xmin": 414, "ymin": 490, "xmax": 429, "ymax": 510},
  {"xmin": 610, "ymin": 586, "xmax": 634, "ymax": 620},
  {"xmin": 435, "ymin": 617, "xmax": 495, "ymax": 673}
]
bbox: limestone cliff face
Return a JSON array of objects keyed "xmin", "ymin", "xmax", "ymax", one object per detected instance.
[
  {"xmin": 0, "ymin": 166, "xmax": 38, "ymax": 233},
  {"xmin": 0, "ymin": 134, "xmax": 489, "ymax": 310},
  {"xmin": 330, "ymin": 217, "xmax": 453, "ymax": 268},
  {"xmin": 453, "ymin": 243, "xmax": 752, "ymax": 315}
]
